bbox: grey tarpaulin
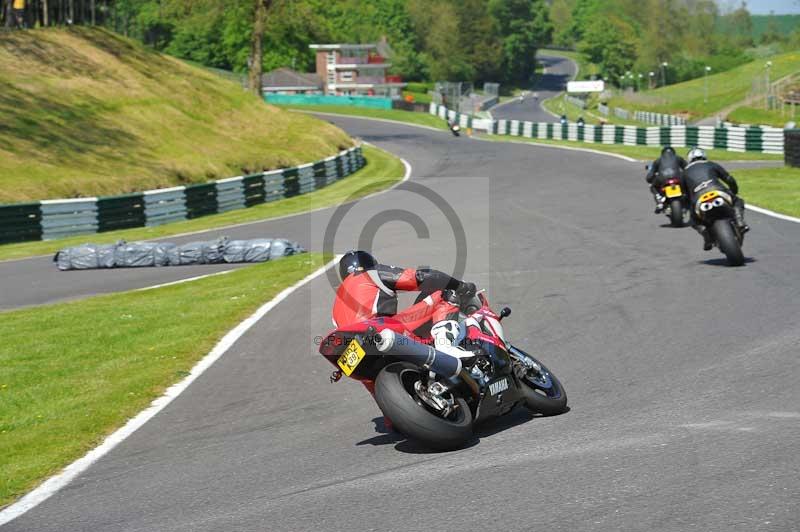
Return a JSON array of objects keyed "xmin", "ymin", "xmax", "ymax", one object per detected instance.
[
  {"xmin": 114, "ymin": 242, "xmax": 176, "ymax": 268},
  {"xmin": 54, "ymin": 238, "xmax": 305, "ymax": 271},
  {"xmin": 55, "ymin": 243, "xmax": 117, "ymax": 270}
]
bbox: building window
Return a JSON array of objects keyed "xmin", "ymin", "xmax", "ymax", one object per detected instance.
[{"xmin": 340, "ymin": 71, "xmax": 354, "ymax": 82}]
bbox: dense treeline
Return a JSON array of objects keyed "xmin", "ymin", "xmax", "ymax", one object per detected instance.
[
  {"xmin": 549, "ymin": 0, "xmax": 800, "ymax": 86},
  {"xmin": 2, "ymin": 0, "xmax": 108, "ymax": 27},
  {"xmin": 4, "ymin": 0, "xmax": 798, "ymax": 88},
  {"xmin": 1, "ymin": 0, "xmax": 553, "ymax": 84},
  {"xmin": 113, "ymin": 0, "xmax": 553, "ymax": 84}
]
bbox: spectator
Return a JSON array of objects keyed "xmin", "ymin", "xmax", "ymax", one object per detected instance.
[{"xmin": 12, "ymin": 0, "xmax": 25, "ymax": 28}]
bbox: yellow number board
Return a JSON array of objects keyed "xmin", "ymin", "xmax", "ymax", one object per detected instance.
[
  {"xmin": 664, "ymin": 185, "xmax": 682, "ymax": 198},
  {"xmin": 337, "ymin": 338, "xmax": 366, "ymax": 376}
]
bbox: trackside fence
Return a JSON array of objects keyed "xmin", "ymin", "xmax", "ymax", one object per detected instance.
[
  {"xmin": 429, "ymin": 103, "xmax": 784, "ymax": 155},
  {"xmin": 0, "ymin": 146, "xmax": 364, "ymax": 245}
]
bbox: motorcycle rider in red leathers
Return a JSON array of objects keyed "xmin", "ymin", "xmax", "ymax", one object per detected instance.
[{"xmin": 332, "ymin": 251, "xmax": 476, "ymax": 431}]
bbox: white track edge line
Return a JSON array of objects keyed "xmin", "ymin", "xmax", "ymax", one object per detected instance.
[
  {"xmin": 0, "ymin": 150, "xmax": 413, "ymax": 265},
  {"xmin": 135, "ymin": 269, "xmax": 235, "ymax": 291},
  {"xmin": 0, "ymin": 257, "xmax": 339, "ymax": 526},
  {"xmin": 289, "ymin": 109, "xmax": 444, "ymax": 132},
  {"xmin": 474, "ymin": 135, "xmax": 639, "ymax": 162},
  {"xmin": 745, "ymin": 204, "xmax": 800, "ymax": 224}
]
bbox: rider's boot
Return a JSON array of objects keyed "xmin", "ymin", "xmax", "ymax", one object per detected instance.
[
  {"xmin": 733, "ymin": 200, "xmax": 750, "ymax": 234},
  {"xmin": 693, "ymin": 224, "xmax": 713, "ymax": 250},
  {"xmin": 701, "ymin": 228, "xmax": 713, "ymax": 250},
  {"xmin": 652, "ymin": 190, "xmax": 665, "ymax": 214}
]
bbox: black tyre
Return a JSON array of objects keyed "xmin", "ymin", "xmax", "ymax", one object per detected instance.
[
  {"xmin": 374, "ymin": 362, "xmax": 473, "ymax": 451},
  {"xmin": 669, "ymin": 199, "xmax": 684, "ymax": 227},
  {"xmin": 514, "ymin": 352, "xmax": 568, "ymax": 416},
  {"xmin": 712, "ymin": 219, "xmax": 744, "ymax": 266}
]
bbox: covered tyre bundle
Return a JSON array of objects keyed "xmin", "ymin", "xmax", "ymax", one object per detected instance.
[
  {"xmin": 222, "ymin": 238, "xmax": 303, "ymax": 263},
  {"xmin": 54, "ymin": 243, "xmax": 117, "ymax": 270},
  {"xmin": 175, "ymin": 237, "xmax": 228, "ymax": 265},
  {"xmin": 55, "ymin": 237, "xmax": 305, "ymax": 270},
  {"xmin": 114, "ymin": 241, "xmax": 177, "ymax": 267}
]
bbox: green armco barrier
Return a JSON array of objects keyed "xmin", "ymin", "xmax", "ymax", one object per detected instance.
[
  {"xmin": 264, "ymin": 93, "xmax": 393, "ymax": 109},
  {"xmin": 0, "ymin": 147, "xmax": 364, "ymax": 244}
]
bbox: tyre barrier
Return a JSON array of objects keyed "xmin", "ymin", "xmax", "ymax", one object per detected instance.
[
  {"xmin": 429, "ymin": 104, "xmax": 784, "ymax": 155},
  {"xmin": 0, "ymin": 146, "xmax": 364, "ymax": 245},
  {"xmin": 786, "ymin": 129, "xmax": 800, "ymax": 168},
  {"xmin": 54, "ymin": 237, "xmax": 304, "ymax": 271}
]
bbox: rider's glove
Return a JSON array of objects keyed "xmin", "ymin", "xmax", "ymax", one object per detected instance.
[{"xmin": 455, "ymin": 281, "xmax": 477, "ymax": 299}]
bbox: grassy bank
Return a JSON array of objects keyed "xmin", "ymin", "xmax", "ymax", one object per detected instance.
[
  {"xmin": 280, "ymin": 105, "xmax": 448, "ymax": 130},
  {"xmin": 481, "ymin": 135, "xmax": 784, "ymax": 162},
  {"xmin": 0, "ymin": 145, "xmax": 405, "ymax": 262},
  {"xmin": 727, "ymin": 105, "xmax": 798, "ymax": 128},
  {"xmin": 0, "ymin": 27, "xmax": 352, "ymax": 203},
  {"xmin": 737, "ymin": 166, "xmax": 800, "ymax": 218},
  {"xmin": 0, "ymin": 253, "xmax": 327, "ymax": 509},
  {"xmin": 607, "ymin": 51, "xmax": 800, "ymax": 120}
]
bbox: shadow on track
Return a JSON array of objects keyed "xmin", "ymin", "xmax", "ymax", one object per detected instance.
[
  {"xmin": 698, "ymin": 257, "xmax": 757, "ymax": 267},
  {"xmin": 356, "ymin": 407, "xmax": 570, "ymax": 454}
]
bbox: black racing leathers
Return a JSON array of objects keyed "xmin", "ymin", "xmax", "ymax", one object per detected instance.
[
  {"xmin": 681, "ymin": 160, "xmax": 747, "ymax": 240},
  {"xmin": 646, "ymin": 152, "xmax": 687, "ymax": 189}
]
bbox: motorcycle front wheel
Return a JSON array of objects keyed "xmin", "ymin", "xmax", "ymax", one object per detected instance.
[
  {"xmin": 375, "ymin": 362, "xmax": 473, "ymax": 451},
  {"xmin": 511, "ymin": 349, "xmax": 568, "ymax": 416},
  {"xmin": 712, "ymin": 219, "xmax": 744, "ymax": 266}
]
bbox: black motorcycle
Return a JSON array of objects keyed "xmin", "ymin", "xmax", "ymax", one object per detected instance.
[{"xmin": 694, "ymin": 189, "xmax": 746, "ymax": 266}]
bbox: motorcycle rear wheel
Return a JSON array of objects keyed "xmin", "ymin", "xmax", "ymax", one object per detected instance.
[
  {"xmin": 375, "ymin": 362, "xmax": 473, "ymax": 451},
  {"xmin": 712, "ymin": 219, "xmax": 744, "ymax": 266},
  {"xmin": 669, "ymin": 199, "xmax": 684, "ymax": 227}
]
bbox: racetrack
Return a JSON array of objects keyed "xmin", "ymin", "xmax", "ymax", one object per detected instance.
[
  {"xmin": 490, "ymin": 54, "xmax": 577, "ymax": 122},
  {"xmin": 3, "ymin": 117, "xmax": 800, "ymax": 531}
]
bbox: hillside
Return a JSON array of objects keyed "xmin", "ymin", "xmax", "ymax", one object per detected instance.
[
  {"xmin": 0, "ymin": 27, "xmax": 352, "ymax": 203},
  {"xmin": 607, "ymin": 50, "xmax": 800, "ymax": 120}
]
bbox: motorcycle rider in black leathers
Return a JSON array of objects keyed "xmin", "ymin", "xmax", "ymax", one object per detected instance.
[
  {"xmin": 681, "ymin": 147, "xmax": 750, "ymax": 250},
  {"xmin": 646, "ymin": 146, "xmax": 687, "ymax": 213}
]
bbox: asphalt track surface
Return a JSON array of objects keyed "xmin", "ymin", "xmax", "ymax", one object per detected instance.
[
  {"xmin": 490, "ymin": 54, "xmax": 577, "ymax": 122},
  {"xmin": 3, "ymin": 116, "xmax": 800, "ymax": 532}
]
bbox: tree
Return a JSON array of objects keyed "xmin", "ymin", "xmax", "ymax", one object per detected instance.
[
  {"xmin": 489, "ymin": 0, "xmax": 552, "ymax": 83},
  {"xmin": 579, "ymin": 15, "xmax": 637, "ymax": 83},
  {"xmin": 725, "ymin": 1, "xmax": 754, "ymax": 48},
  {"xmin": 549, "ymin": 0, "xmax": 576, "ymax": 47},
  {"xmin": 248, "ymin": 0, "xmax": 271, "ymax": 96}
]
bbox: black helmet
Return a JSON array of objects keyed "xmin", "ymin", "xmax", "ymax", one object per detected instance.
[
  {"xmin": 339, "ymin": 250, "xmax": 377, "ymax": 280},
  {"xmin": 661, "ymin": 146, "xmax": 676, "ymax": 155}
]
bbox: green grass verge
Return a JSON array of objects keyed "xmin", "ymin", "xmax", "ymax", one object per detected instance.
[
  {"xmin": 736, "ymin": 166, "xmax": 800, "ymax": 218},
  {"xmin": 607, "ymin": 50, "xmax": 800, "ymax": 120},
  {"xmin": 0, "ymin": 27, "xmax": 352, "ymax": 203},
  {"xmin": 480, "ymin": 134, "xmax": 784, "ymax": 161},
  {"xmin": 0, "ymin": 253, "xmax": 327, "ymax": 509},
  {"xmin": 727, "ymin": 105, "xmax": 799, "ymax": 128},
  {"xmin": 540, "ymin": 93, "xmax": 643, "ymax": 126},
  {"xmin": 279, "ymin": 105, "xmax": 448, "ymax": 130},
  {"xmin": 0, "ymin": 145, "xmax": 404, "ymax": 262}
]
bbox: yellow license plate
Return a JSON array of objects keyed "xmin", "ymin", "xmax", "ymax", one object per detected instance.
[
  {"xmin": 699, "ymin": 190, "xmax": 719, "ymax": 203},
  {"xmin": 337, "ymin": 338, "xmax": 366, "ymax": 376},
  {"xmin": 664, "ymin": 185, "xmax": 682, "ymax": 198}
]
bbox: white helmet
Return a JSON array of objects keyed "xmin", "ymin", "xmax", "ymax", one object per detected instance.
[
  {"xmin": 687, "ymin": 147, "xmax": 707, "ymax": 163},
  {"xmin": 431, "ymin": 320, "xmax": 465, "ymax": 347}
]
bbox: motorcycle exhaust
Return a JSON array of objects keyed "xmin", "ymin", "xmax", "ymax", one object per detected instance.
[{"xmin": 374, "ymin": 329, "xmax": 462, "ymax": 378}]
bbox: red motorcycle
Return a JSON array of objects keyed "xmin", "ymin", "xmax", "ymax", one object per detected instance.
[{"xmin": 319, "ymin": 288, "xmax": 568, "ymax": 450}]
